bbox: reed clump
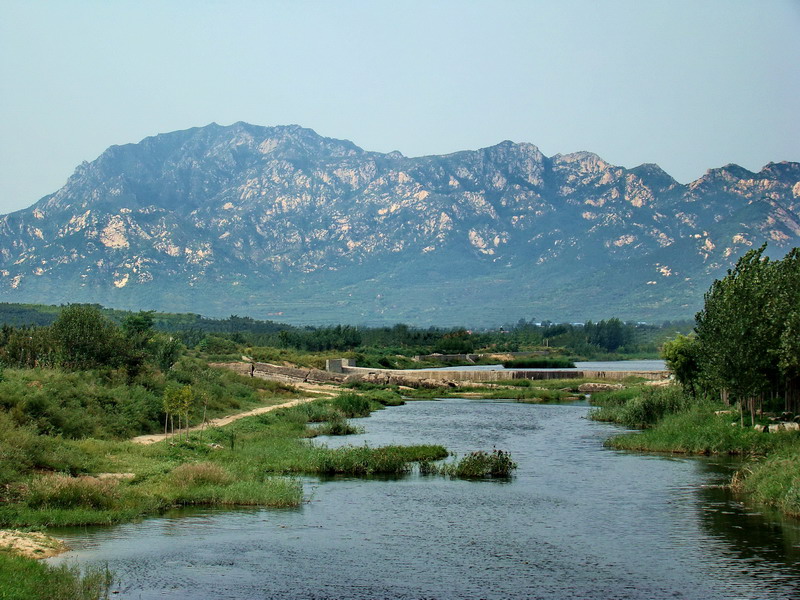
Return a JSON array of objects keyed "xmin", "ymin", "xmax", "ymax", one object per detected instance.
[
  {"xmin": 591, "ymin": 385, "xmax": 688, "ymax": 428},
  {"xmin": 24, "ymin": 475, "xmax": 120, "ymax": 510},
  {"xmin": 421, "ymin": 449, "xmax": 517, "ymax": 479},
  {"xmin": 312, "ymin": 413, "xmax": 363, "ymax": 436},
  {"xmin": 308, "ymin": 444, "xmax": 448, "ymax": 475}
]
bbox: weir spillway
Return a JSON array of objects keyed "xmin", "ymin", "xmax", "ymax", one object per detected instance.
[{"xmin": 325, "ymin": 359, "xmax": 669, "ymax": 382}]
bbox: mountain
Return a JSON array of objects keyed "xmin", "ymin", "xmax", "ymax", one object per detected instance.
[{"xmin": 0, "ymin": 122, "xmax": 798, "ymax": 326}]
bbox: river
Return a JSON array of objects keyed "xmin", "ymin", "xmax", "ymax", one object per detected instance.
[{"xmin": 49, "ymin": 398, "xmax": 800, "ymax": 599}]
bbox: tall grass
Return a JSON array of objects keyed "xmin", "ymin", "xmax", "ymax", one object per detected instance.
[
  {"xmin": 0, "ymin": 552, "xmax": 112, "ymax": 600},
  {"xmin": 731, "ymin": 451, "xmax": 800, "ymax": 516},
  {"xmin": 607, "ymin": 407, "xmax": 800, "ymax": 456},
  {"xmin": 331, "ymin": 393, "xmax": 373, "ymax": 418},
  {"xmin": 422, "ymin": 449, "xmax": 517, "ymax": 479},
  {"xmin": 25, "ymin": 475, "xmax": 120, "ymax": 510},
  {"xmin": 591, "ymin": 385, "xmax": 688, "ymax": 428}
]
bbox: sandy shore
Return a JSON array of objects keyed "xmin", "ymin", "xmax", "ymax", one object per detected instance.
[{"xmin": 0, "ymin": 530, "xmax": 68, "ymax": 559}]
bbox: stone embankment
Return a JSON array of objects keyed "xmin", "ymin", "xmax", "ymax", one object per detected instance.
[{"xmin": 229, "ymin": 361, "xmax": 349, "ymax": 385}]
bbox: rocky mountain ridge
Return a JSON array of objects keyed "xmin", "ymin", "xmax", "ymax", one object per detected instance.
[{"xmin": 0, "ymin": 122, "xmax": 798, "ymax": 326}]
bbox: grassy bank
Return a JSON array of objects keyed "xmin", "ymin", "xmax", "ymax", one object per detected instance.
[
  {"xmin": 0, "ymin": 551, "xmax": 112, "ymax": 600},
  {"xmin": 0, "ymin": 390, "xmax": 446, "ymax": 528},
  {"xmin": 0, "ymin": 381, "xmax": 454, "ymax": 599},
  {"xmin": 591, "ymin": 384, "xmax": 800, "ymax": 516},
  {"xmin": 731, "ymin": 451, "xmax": 800, "ymax": 517},
  {"xmin": 401, "ymin": 377, "xmax": 645, "ymax": 402},
  {"xmin": 0, "ymin": 358, "xmax": 298, "ymax": 442}
]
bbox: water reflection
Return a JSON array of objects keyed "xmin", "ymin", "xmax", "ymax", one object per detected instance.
[{"xmin": 692, "ymin": 459, "xmax": 800, "ymax": 593}]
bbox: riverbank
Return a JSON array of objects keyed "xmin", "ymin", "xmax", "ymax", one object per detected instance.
[
  {"xmin": 0, "ymin": 389, "xmax": 446, "ymax": 599},
  {"xmin": 590, "ymin": 385, "xmax": 800, "ymax": 516},
  {"xmin": 45, "ymin": 395, "xmax": 800, "ymax": 600},
  {"xmin": 0, "ymin": 530, "xmax": 112, "ymax": 600},
  {"xmin": 0, "ymin": 390, "xmax": 445, "ymax": 530}
]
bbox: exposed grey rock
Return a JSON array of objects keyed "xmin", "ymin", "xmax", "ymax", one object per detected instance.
[{"xmin": 0, "ymin": 122, "xmax": 798, "ymax": 325}]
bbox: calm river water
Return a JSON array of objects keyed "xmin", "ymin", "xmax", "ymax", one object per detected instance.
[{"xmin": 49, "ymin": 399, "xmax": 800, "ymax": 599}]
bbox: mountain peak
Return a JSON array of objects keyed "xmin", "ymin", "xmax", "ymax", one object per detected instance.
[{"xmin": 1, "ymin": 124, "xmax": 798, "ymax": 325}]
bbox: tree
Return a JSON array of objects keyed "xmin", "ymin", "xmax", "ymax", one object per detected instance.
[
  {"xmin": 151, "ymin": 334, "xmax": 183, "ymax": 372},
  {"xmin": 162, "ymin": 385, "xmax": 195, "ymax": 440},
  {"xmin": 692, "ymin": 245, "xmax": 800, "ymax": 422},
  {"xmin": 51, "ymin": 305, "xmax": 123, "ymax": 369},
  {"xmin": 662, "ymin": 334, "xmax": 701, "ymax": 397},
  {"xmin": 121, "ymin": 311, "xmax": 155, "ymax": 338}
]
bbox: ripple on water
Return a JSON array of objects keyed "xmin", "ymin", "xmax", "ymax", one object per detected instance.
[{"xmin": 49, "ymin": 398, "xmax": 800, "ymax": 600}]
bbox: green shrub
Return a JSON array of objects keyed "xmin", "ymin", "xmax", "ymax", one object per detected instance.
[
  {"xmin": 0, "ymin": 413, "xmax": 96, "ymax": 488},
  {"xmin": 591, "ymin": 385, "xmax": 688, "ymax": 428},
  {"xmin": 196, "ymin": 335, "xmax": 240, "ymax": 355}
]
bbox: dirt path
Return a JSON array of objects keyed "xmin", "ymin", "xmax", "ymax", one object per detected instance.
[
  {"xmin": 130, "ymin": 396, "xmax": 320, "ymax": 445},
  {"xmin": 131, "ymin": 362, "xmax": 342, "ymax": 444},
  {"xmin": 130, "ymin": 363, "xmax": 343, "ymax": 445}
]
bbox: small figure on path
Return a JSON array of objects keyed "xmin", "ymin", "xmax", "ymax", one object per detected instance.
[{"xmin": 250, "ymin": 363, "xmax": 255, "ymax": 377}]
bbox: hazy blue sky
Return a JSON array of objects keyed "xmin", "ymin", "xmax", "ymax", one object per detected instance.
[{"xmin": 1, "ymin": 0, "xmax": 798, "ymax": 215}]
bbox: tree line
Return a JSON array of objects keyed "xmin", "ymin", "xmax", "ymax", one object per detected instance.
[
  {"xmin": 0, "ymin": 305, "xmax": 181, "ymax": 375},
  {"xmin": 664, "ymin": 245, "xmax": 800, "ymax": 421}
]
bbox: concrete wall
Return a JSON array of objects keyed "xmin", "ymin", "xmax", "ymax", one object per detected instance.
[
  {"xmin": 339, "ymin": 365, "xmax": 668, "ymax": 382},
  {"xmin": 325, "ymin": 358, "xmax": 356, "ymax": 373}
]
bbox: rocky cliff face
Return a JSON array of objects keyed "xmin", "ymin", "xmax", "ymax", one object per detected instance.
[{"xmin": 0, "ymin": 122, "xmax": 798, "ymax": 325}]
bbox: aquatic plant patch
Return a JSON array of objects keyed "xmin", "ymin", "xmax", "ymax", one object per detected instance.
[{"xmin": 421, "ymin": 449, "xmax": 517, "ymax": 479}]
